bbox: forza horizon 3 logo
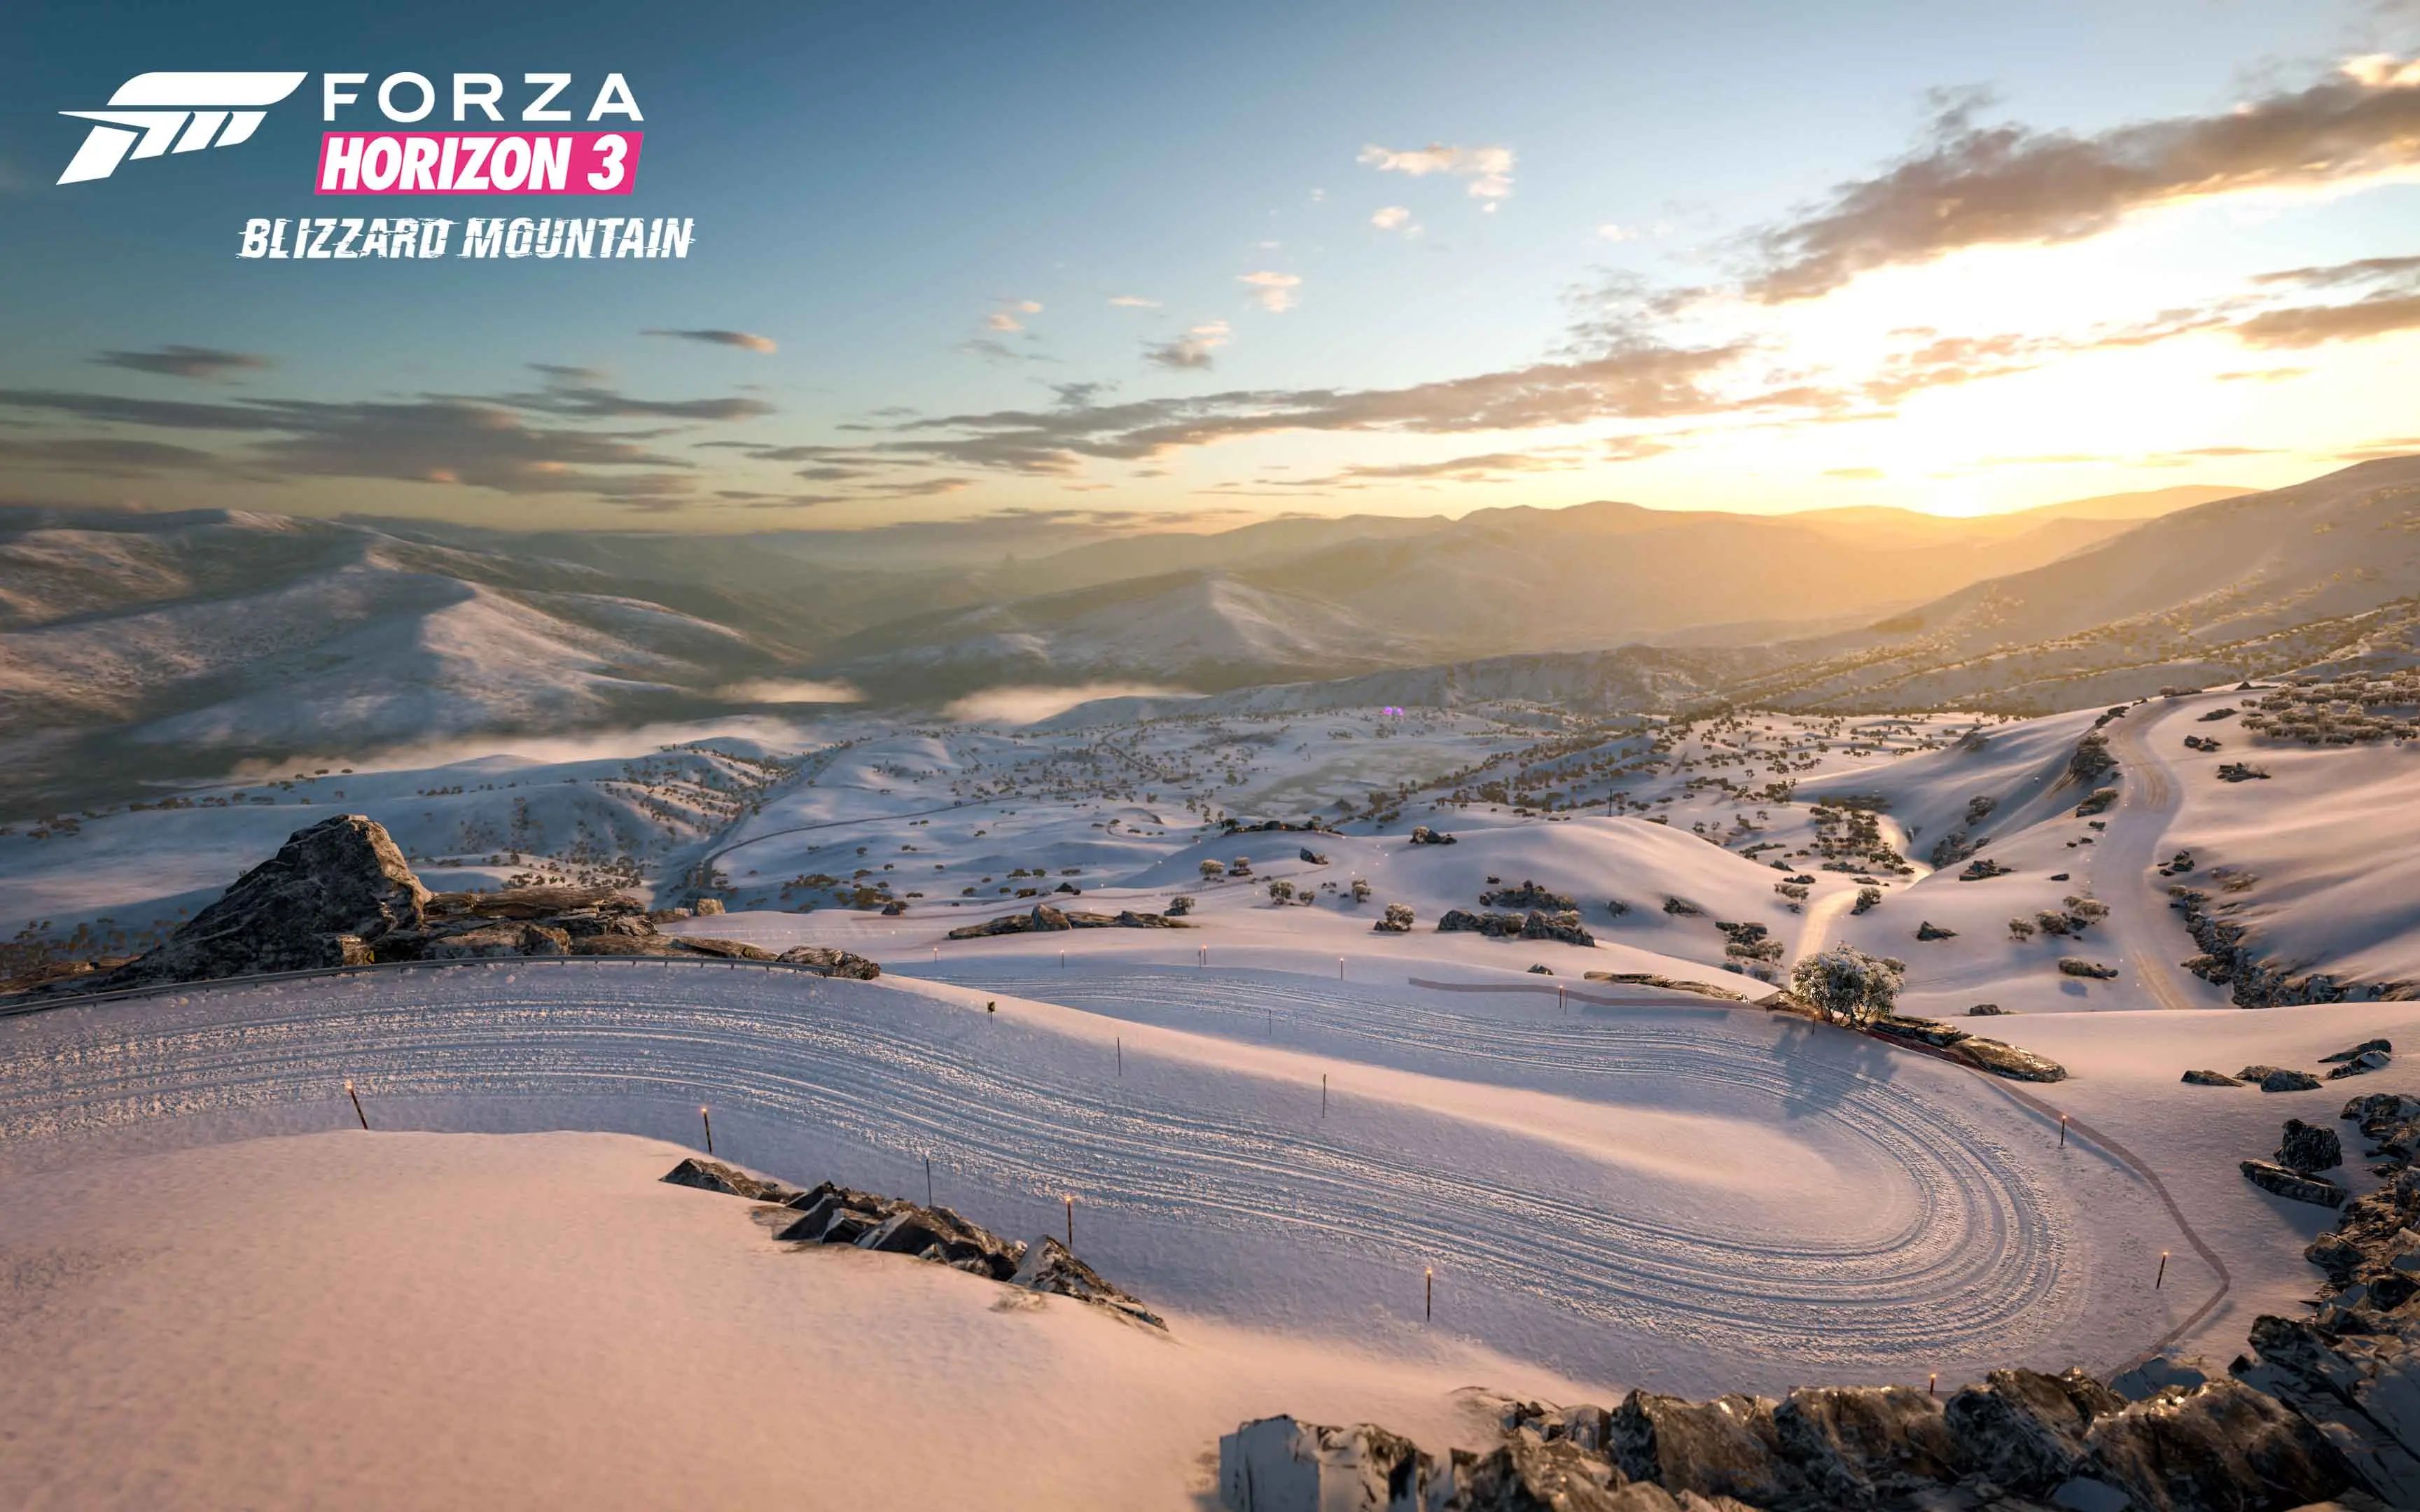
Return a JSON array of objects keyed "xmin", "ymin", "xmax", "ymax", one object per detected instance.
[{"xmin": 59, "ymin": 71, "xmax": 307, "ymax": 184}]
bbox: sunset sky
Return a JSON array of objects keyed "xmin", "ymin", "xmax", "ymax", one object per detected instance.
[{"xmin": 3, "ymin": 0, "xmax": 2418, "ymax": 531}]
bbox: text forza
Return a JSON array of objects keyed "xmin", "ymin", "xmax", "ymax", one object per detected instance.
[{"xmin": 237, "ymin": 216, "xmax": 695, "ymax": 259}]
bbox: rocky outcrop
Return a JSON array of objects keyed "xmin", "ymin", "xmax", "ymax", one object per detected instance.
[
  {"xmin": 1912, "ymin": 920, "xmax": 1956, "ymax": 941},
  {"xmin": 3, "ymin": 816, "xmax": 886, "ymax": 999},
  {"xmin": 2057, "ymin": 957, "xmax": 2120, "ymax": 979},
  {"xmin": 1480, "ymin": 880, "xmax": 1578, "ymax": 911},
  {"xmin": 776, "ymin": 945, "xmax": 882, "ymax": 980},
  {"xmin": 67, "ymin": 814, "xmax": 429, "ymax": 988},
  {"xmin": 945, "ymin": 903, "xmax": 1190, "ymax": 939},
  {"xmin": 2279, "ymin": 1119, "xmax": 2344, "ymax": 1174},
  {"xmin": 1407, "ymin": 825, "xmax": 1457, "ymax": 846},
  {"xmin": 2243, "ymin": 1066, "xmax": 2323, "ymax": 1092},
  {"xmin": 662, "ymin": 1161, "xmax": 1162, "ymax": 1329},
  {"xmin": 2183, "ymin": 1069, "xmax": 2244, "ymax": 1086},
  {"xmin": 2174, "ymin": 885, "xmax": 2419, "ymax": 1007},
  {"xmin": 1585, "ymin": 972, "xmax": 1751, "ymax": 1003},
  {"xmin": 1222, "ymin": 1369, "xmax": 2351, "ymax": 1511},
  {"xmin": 2241, "ymin": 1158, "xmax": 2347, "ymax": 1208},
  {"xmin": 1437, "ymin": 908, "xmax": 1596, "ymax": 946},
  {"xmin": 1863, "ymin": 1015, "xmax": 2068, "ymax": 1082}
]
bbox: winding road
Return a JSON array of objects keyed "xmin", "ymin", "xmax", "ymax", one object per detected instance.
[{"xmin": 2097, "ymin": 702, "xmax": 2204, "ymax": 1012}]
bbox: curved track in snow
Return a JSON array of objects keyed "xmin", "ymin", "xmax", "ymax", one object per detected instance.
[{"xmin": 0, "ymin": 958, "xmax": 2171, "ymax": 1383}]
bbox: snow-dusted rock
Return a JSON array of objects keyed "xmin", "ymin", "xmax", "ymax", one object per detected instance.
[
  {"xmin": 1941, "ymin": 1368, "xmax": 2122, "ymax": 1494},
  {"xmin": 1217, "ymin": 1416, "xmax": 1436, "ymax": 1511},
  {"xmin": 2241, "ymin": 1159, "xmax": 2346, "ymax": 1208},
  {"xmin": 2279, "ymin": 1119, "xmax": 2344, "ymax": 1174},
  {"xmin": 1771, "ymin": 1385, "xmax": 1963, "ymax": 1506}
]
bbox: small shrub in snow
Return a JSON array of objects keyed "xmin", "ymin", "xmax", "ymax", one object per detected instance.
[
  {"xmin": 1349, "ymin": 878, "xmax": 1372, "ymax": 904},
  {"xmin": 1267, "ymin": 880, "xmax": 1295, "ymax": 904},
  {"xmin": 1790, "ymin": 944, "xmax": 1905, "ymax": 1028},
  {"xmin": 1851, "ymin": 886, "xmax": 1882, "ymax": 915},
  {"xmin": 2058, "ymin": 957, "xmax": 2120, "ymax": 979},
  {"xmin": 1199, "ymin": 860, "xmax": 1226, "ymax": 881},
  {"xmin": 1373, "ymin": 902, "xmax": 1415, "ymax": 934},
  {"xmin": 1164, "ymin": 895, "xmax": 1194, "ymax": 916},
  {"xmin": 1230, "ymin": 857, "xmax": 1253, "ymax": 877},
  {"xmin": 2008, "ymin": 916, "xmax": 2038, "ymax": 941}
]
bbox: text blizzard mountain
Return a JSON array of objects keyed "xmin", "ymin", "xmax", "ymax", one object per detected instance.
[{"xmin": 237, "ymin": 216, "xmax": 695, "ymax": 259}]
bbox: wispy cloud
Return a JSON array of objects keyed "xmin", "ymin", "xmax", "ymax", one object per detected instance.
[
  {"xmin": 643, "ymin": 328, "xmax": 778, "ymax": 354},
  {"xmin": 987, "ymin": 299, "xmax": 1045, "ymax": 332},
  {"xmin": 1107, "ymin": 295, "xmax": 1161, "ymax": 308},
  {"xmin": 1238, "ymin": 271, "xmax": 1301, "ymax": 313},
  {"xmin": 1357, "ymin": 141, "xmax": 1516, "ymax": 202},
  {"xmin": 94, "ymin": 345, "xmax": 272, "ymax": 382},
  {"xmin": 1370, "ymin": 206, "xmax": 1415, "ymax": 233},
  {"xmin": 1143, "ymin": 320, "xmax": 1232, "ymax": 370},
  {"xmin": 1746, "ymin": 59, "xmax": 2420, "ymax": 301}
]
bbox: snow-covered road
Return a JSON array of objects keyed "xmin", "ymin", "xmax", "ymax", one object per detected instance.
[
  {"xmin": 2101, "ymin": 702, "xmax": 2225, "ymax": 1011},
  {"xmin": 0, "ymin": 955, "xmax": 2200, "ymax": 1395}
]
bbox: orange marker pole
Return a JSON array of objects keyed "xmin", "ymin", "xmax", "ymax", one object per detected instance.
[
  {"xmin": 1425, "ymin": 1266, "xmax": 1434, "ymax": 1322},
  {"xmin": 701, "ymin": 1105, "xmax": 714, "ymax": 1156},
  {"xmin": 2156, "ymin": 1250, "xmax": 2169, "ymax": 1289},
  {"xmin": 2059, "ymin": 1113, "xmax": 2068, "ymax": 1149},
  {"xmin": 1065, "ymin": 1194, "xmax": 1075, "ymax": 1251},
  {"xmin": 345, "ymin": 1080, "xmax": 367, "ymax": 1130}
]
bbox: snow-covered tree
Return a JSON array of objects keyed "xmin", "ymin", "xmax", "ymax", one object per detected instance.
[
  {"xmin": 1789, "ymin": 944, "xmax": 1905, "ymax": 1028},
  {"xmin": 1199, "ymin": 859, "xmax": 1226, "ymax": 881}
]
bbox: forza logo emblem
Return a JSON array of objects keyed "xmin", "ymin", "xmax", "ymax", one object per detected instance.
[{"xmin": 59, "ymin": 71, "xmax": 307, "ymax": 184}]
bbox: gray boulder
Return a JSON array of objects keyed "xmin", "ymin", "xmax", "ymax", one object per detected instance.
[
  {"xmin": 1608, "ymin": 1390, "xmax": 1797, "ymax": 1506},
  {"xmin": 2080, "ymin": 1377, "xmax": 2353, "ymax": 1512},
  {"xmin": 1011, "ymin": 1236, "xmax": 1164, "ymax": 1328},
  {"xmin": 2182, "ymin": 1069, "xmax": 2244, "ymax": 1086},
  {"xmin": 2323, "ymin": 1038, "xmax": 2394, "ymax": 1063},
  {"xmin": 2328, "ymin": 1049, "xmax": 2393, "ymax": 1080},
  {"xmin": 1217, "ymin": 1416, "xmax": 1435, "ymax": 1511},
  {"xmin": 2279, "ymin": 1119, "xmax": 2344, "ymax": 1174},
  {"xmin": 2242, "ymin": 1158, "xmax": 2347, "ymax": 1208},
  {"xmin": 1941, "ymin": 1368, "xmax": 2122, "ymax": 1494},
  {"xmin": 775, "ymin": 944, "xmax": 882, "ymax": 979},
  {"xmin": 660, "ymin": 1157, "xmax": 806, "ymax": 1205},
  {"xmin": 1771, "ymin": 1385, "xmax": 1963, "ymax": 1506}
]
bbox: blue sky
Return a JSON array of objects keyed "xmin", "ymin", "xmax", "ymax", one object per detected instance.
[{"xmin": 3, "ymin": 0, "xmax": 2417, "ymax": 529}]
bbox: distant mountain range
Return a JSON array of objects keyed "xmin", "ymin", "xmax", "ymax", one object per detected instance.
[{"xmin": 27, "ymin": 465, "xmax": 2420, "ymax": 814}]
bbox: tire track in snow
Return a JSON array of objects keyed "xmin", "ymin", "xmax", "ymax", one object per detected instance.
[{"xmin": 1, "ymin": 959, "xmax": 2089, "ymax": 1373}]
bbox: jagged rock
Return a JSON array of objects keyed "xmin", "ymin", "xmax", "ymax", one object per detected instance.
[
  {"xmin": 1451, "ymin": 1429, "xmax": 1639, "ymax": 1510},
  {"xmin": 1438, "ymin": 908, "xmax": 1596, "ymax": 946},
  {"xmin": 667, "ymin": 935, "xmax": 778, "ymax": 961},
  {"xmin": 2243, "ymin": 1067, "xmax": 2323, "ymax": 1092},
  {"xmin": 2057, "ymin": 958, "xmax": 2120, "ymax": 979},
  {"xmin": 1942, "ymin": 1368, "xmax": 2124, "ymax": 1494},
  {"xmin": 1608, "ymin": 1390, "xmax": 1797, "ymax": 1506},
  {"xmin": 416, "ymin": 920, "xmax": 573, "ymax": 958},
  {"xmin": 2328, "ymin": 1050, "xmax": 2393, "ymax": 1080},
  {"xmin": 1772, "ymin": 1385, "xmax": 1963, "ymax": 1506},
  {"xmin": 945, "ymin": 904, "xmax": 1187, "ymax": 939},
  {"xmin": 1967, "ymin": 1003, "xmax": 2010, "ymax": 1016},
  {"xmin": 1299, "ymin": 848, "xmax": 1329, "ymax": 865},
  {"xmin": 693, "ymin": 897, "xmax": 726, "ymax": 915},
  {"xmin": 2323, "ymin": 1039, "xmax": 2394, "ymax": 1063},
  {"xmin": 1869, "ymin": 1015, "xmax": 1972, "ymax": 1049},
  {"xmin": 1661, "ymin": 897, "xmax": 1704, "ymax": 917},
  {"xmin": 1218, "ymin": 1417, "xmax": 1437, "ymax": 1511},
  {"xmin": 2080, "ymin": 1377, "xmax": 2353, "ymax": 1512},
  {"xmin": 73, "ymin": 814, "xmax": 429, "ymax": 988},
  {"xmin": 1914, "ymin": 920, "xmax": 1957, "ymax": 941},
  {"xmin": 1528, "ymin": 965, "xmax": 1554, "ymax": 975},
  {"xmin": 1010, "ymin": 1236, "xmax": 1163, "ymax": 1327},
  {"xmin": 1481, "ymin": 881, "xmax": 1580, "ymax": 911},
  {"xmin": 1950, "ymin": 1037, "xmax": 2069, "ymax": 1083},
  {"xmin": 1407, "ymin": 825, "xmax": 1457, "ymax": 846},
  {"xmin": 2183, "ymin": 1069, "xmax": 2245, "ymax": 1086},
  {"xmin": 1958, "ymin": 858, "xmax": 2016, "ymax": 881},
  {"xmin": 774, "ymin": 945, "xmax": 882, "ymax": 979},
  {"xmin": 2281, "ymin": 1119, "xmax": 2345, "ymax": 1174},
  {"xmin": 2242, "ymin": 1158, "xmax": 2346, "ymax": 1208},
  {"xmin": 660, "ymin": 1156, "xmax": 806, "ymax": 1205},
  {"xmin": 2239, "ymin": 1313, "xmax": 2420, "ymax": 1504}
]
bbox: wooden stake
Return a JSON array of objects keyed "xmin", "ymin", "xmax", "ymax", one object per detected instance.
[
  {"xmin": 1065, "ymin": 1194, "xmax": 1075, "ymax": 1250},
  {"xmin": 1337, "ymin": 957, "xmax": 1344, "ymax": 980},
  {"xmin": 1425, "ymin": 1266, "xmax": 1433, "ymax": 1322},
  {"xmin": 1928, "ymin": 1373, "xmax": 1938, "ymax": 1396},
  {"xmin": 701, "ymin": 1105, "xmax": 714, "ymax": 1155},
  {"xmin": 2059, "ymin": 1113, "xmax": 2068, "ymax": 1149},
  {"xmin": 1117, "ymin": 1037, "xmax": 1123, "ymax": 1077},
  {"xmin": 925, "ymin": 1156, "xmax": 933, "ymax": 1208},
  {"xmin": 2156, "ymin": 1250, "xmax": 2169, "ymax": 1289},
  {"xmin": 1322, "ymin": 1074, "xmax": 1328, "ymax": 1119},
  {"xmin": 345, "ymin": 1079, "xmax": 367, "ymax": 1130}
]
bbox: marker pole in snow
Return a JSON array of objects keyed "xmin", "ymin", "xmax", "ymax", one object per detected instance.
[
  {"xmin": 1117, "ymin": 1037, "xmax": 1123, "ymax": 1077},
  {"xmin": 345, "ymin": 1080, "xmax": 367, "ymax": 1130},
  {"xmin": 1321, "ymin": 1074, "xmax": 1328, "ymax": 1118},
  {"xmin": 701, "ymin": 1105, "xmax": 714, "ymax": 1156},
  {"xmin": 2156, "ymin": 1250, "xmax": 2169, "ymax": 1289},
  {"xmin": 1425, "ymin": 1267, "xmax": 1433, "ymax": 1322},
  {"xmin": 1337, "ymin": 958, "xmax": 1344, "ymax": 980},
  {"xmin": 1065, "ymin": 1195, "xmax": 1075, "ymax": 1250},
  {"xmin": 925, "ymin": 1156, "xmax": 933, "ymax": 1208},
  {"xmin": 1928, "ymin": 1373, "xmax": 1938, "ymax": 1397}
]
